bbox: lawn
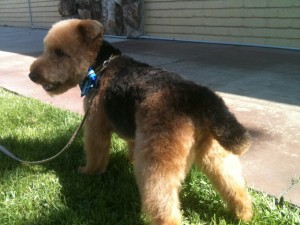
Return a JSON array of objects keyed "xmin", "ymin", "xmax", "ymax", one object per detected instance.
[{"xmin": 0, "ymin": 88, "xmax": 299, "ymax": 225}]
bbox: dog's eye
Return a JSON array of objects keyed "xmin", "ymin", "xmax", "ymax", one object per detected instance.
[{"xmin": 54, "ymin": 48, "xmax": 66, "ymax": 57}]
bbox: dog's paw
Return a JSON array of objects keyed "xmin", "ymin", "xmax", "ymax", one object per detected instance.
[
  {"xmin": 78, "ymin": 166, "xmax": 105, "ymax": 175},
  {"xmin": 233, "ymin": 194, "xmax": 253, "ymax": 222},
  {"xmin": 235, "ymin": 207, "xmax": 253, "ymax": 222}
]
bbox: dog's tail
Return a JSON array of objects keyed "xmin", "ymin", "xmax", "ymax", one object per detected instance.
[{"xmin": 199, "ymin": 88, "xmax": 251, "ymax": 155}]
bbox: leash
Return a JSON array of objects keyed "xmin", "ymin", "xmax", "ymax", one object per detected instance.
[{"xmin": 0, "ymin": 55, "xmax": 119, "ymax": 164}]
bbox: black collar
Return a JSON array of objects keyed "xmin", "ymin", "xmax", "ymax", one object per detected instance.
[
  {"xmin": 91, "ymin": 40, "xmax": 122, "ymax": 69},
  {"xmin": 80, "ymin": 40, "xmax": 121, "ymax": 97}
]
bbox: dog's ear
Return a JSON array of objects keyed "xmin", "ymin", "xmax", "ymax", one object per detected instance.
[{"xmin": 77, "ymin": 20, "xmax": 103, "ymax": 42}]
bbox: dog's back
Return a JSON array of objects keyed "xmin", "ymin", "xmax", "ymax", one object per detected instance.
[{"xmin": 101, "ymin": 55, "xmax": 251, "ymax": 155}]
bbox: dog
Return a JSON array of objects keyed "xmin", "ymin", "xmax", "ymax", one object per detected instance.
[{"xmin": 29, "ymin": 19, "xmax": 253, "ymax": 225}]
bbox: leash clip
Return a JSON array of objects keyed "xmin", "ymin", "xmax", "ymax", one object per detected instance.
[{"xmin": 103, "ymin": 55, "xmax": 115, "ymax": 68}]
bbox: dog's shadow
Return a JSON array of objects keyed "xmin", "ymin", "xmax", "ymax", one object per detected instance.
[
  {"xmin": 0, "ymin": 132, "xmax": 142, "ymax": 224},
  {"xmin": 40, "ymin": 136, "xmax": 144, "ymax": 225},
  {"xmin": 1, "ymin": 133, "xmax": 238, "ymax": 225}
]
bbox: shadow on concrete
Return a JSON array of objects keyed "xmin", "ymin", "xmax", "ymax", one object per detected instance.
[
  {"xmin": 0, "ymin": 26, "xmax": 47, "ymax": 57},
  {"xmin": 114, "ymin": 40, "xmax": 300, "ymax": 107}
]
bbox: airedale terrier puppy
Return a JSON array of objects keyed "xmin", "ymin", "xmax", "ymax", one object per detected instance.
[{"xmin": 29, "ymin": 19, "xmax": 253, "ymax": 224}]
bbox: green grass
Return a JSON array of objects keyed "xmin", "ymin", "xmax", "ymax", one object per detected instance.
[{"xmin": 0, "ymin": 88, "xmax": 299, "ymax": 225}]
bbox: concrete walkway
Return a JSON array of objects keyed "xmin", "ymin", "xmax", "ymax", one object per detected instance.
[{"xmin": 0, "ymin": 26, "xmax": 299, "ymax": 206}]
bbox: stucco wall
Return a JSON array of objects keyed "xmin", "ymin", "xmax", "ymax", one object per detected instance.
[{"xmin": 144, "ymin": 0, "xmax": 300, "ymax": 48}]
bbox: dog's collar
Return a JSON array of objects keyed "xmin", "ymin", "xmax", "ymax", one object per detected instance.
[{"xmin": 79, "ymin": 54, "xmax": 119, "ymax": 97}]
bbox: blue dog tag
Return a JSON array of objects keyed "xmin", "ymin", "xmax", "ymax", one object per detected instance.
[{"xmin": 80, "ymin": 67, "xmax": 97, "ymax": 97}]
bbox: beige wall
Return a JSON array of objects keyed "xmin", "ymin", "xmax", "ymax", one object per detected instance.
[
  {"xmin": 30, "ymin": 0, "xmax": 61, "ymax": 27},
  {"xmin": 144, "ymin": 0, "xmax": 300, "ymax": 48},
  {"xmin": 1, "ymin": 0, "xmax": 300, "ymax": 48},
  {"xmin": 0, "ymin": 0, "xmax": 61, "ymax": 28},
  {"xmin": 0, "ymin": 0, "xmax": 30, "ymax": 27}
]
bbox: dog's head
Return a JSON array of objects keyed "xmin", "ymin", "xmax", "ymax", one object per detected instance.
[{"xmin": 29, "ymin": 19, "xmax": 103, "ymax": 95}]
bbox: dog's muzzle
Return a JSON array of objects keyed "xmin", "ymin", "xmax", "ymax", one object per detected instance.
[{"xmin": 29, "ymin": 72, "xmax": 61, "ymax": 92}]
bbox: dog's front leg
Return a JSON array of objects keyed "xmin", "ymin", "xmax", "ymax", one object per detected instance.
[{"xmin": 79, "ymin": 108, "xmax": 112, "ymax": 175}]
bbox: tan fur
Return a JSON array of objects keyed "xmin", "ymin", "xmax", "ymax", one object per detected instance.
[{"xmin": 29, "ymin": 19, "xmax": 253, "ymax": 225}]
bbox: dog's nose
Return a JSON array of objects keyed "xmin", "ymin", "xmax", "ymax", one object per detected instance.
[{"xmin": 28, "ymin": 72, "xmax": 39, "ymax": 82}]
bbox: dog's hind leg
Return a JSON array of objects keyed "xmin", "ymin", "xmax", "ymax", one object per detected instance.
[
  {"xmin": 195, "ymin": 136, "xmax": 253, "ymax": 221},
  {"xmin": 133, "ymin": 118, "xmax": 195, "ymax": 225}
]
